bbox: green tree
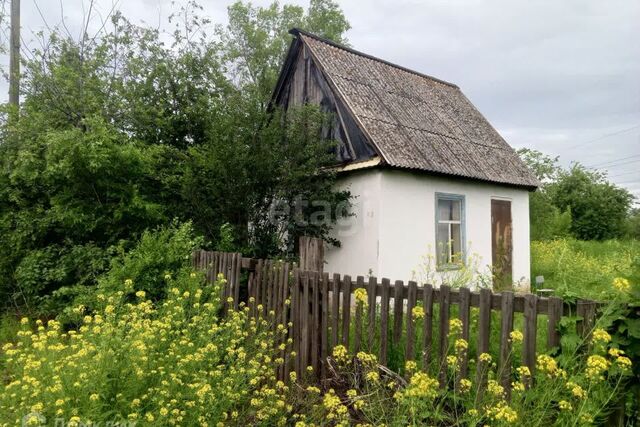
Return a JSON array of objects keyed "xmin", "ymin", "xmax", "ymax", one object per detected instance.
[
  {"xmin": 517, "ymin": 149, "xmax": 571, "ymax": 240},
  {"xmin": 551, "ymin": 166, "xmax": 633, "ymax": 240},
  {"xmin": 0, "ymin": 0, "xmax": 352, "ymax": 314},
  {"xmin": 218, "ymin": 0, "xmax": 350, "ymax": 104}
]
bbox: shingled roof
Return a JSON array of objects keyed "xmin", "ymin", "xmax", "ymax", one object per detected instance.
[{"xmin": 274, "ymin": 29, "xmax": 540, "ymax": 189}]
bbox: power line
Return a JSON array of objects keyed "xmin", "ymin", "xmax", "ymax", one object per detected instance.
[
  {"xmin": 565, "ymin": 124, "xmax": 640, "ymax": 150},
  {"xmin": 590, "ymin": 158, "xmax": 640, "ymax": 170},
  {"xmin": 608, "ymin": 170, "xmax": 639, "ymax": 179},
  {"xmin": 586, "ymin": 154, "xmax": 640, "ymax": 169}
]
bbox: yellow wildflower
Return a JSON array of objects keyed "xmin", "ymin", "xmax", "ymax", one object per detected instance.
[
  {"xmin": 332, "ymin": 345, "xmax": 349, "ymax": 363},
  {"xmin": 479, "ymin": 353, "xmax": 492, "ymax": 363},
  {"xmin": 591, "ymin": 328, "xmax": 611, "ymax": 344},
  {"xmin": 354, "ymin": 288, "xmax": 368, "ymax": 307},
  {"xmin": 405, "ymin": 360, "xmax": 417, "ymax": 372},
  {"xmin": 559, "ymin": 400, "xmax": 572, "ymax": 411},
  {"xmin": 612, "ymin": 277, "xmax": 630, "ymax": 292},
  {"xmin": 455, "ymin": 338, "xmax": 468, "ymax": 353},
  {"xmin": 586, "ymin": 355, "xmax": 609, "ymax": 380},
  {"xmin": 458, "ymin": 378, "xmax": 472, "ymax": 393},
  {"xmin": 509, "ymin": 330, "xmax": 523, "ymax": 343},
  {"xmin": 412, "ymin": 306, "xmax": 425, "ymax": 321},
  {"xmin": 449, "ymin": 318, "xmax": 463, "ymax": 335}
]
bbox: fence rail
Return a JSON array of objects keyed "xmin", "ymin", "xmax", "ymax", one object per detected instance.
[{"xmin": 192, "ymin": 250, "xmax": 600, "ymax": 397}]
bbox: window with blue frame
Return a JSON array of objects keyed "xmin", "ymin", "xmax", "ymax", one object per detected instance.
[{"xmin": 435, "ymin": 193, "xmax": 465, "ymax": 268}]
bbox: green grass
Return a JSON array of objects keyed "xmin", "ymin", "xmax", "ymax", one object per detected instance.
[
  {"xmin": 530, "ymin": 238, "xmax": 639, "ymax": 300},
  {"xmin": 0, "ymin": 314, "xmax": 19, "ymax": 345}
]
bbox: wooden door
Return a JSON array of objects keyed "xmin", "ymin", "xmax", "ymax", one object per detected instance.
[{"xmin": 491, "ymin": 199, "xmax": 513, "ymax": 290}]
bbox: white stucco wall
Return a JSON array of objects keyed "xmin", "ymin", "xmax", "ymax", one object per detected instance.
[
  {"xmin": 324, "ymin": 169, "xmax": 382, "ymax": 278},
  {"xmin": 325, "ymin": 168, "xmax": 532, "ymax": 290}
]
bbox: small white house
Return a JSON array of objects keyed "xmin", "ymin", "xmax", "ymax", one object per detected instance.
[{"xmin": 272, "ymin": 29, "xmax": 540, "ymax": 289}]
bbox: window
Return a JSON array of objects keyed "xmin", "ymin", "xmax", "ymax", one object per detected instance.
[{"xmin": 435, "ymin": 194, "xmax": 465, "ymax": 268}]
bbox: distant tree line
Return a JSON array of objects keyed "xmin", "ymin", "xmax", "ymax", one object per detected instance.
[{"xmin": 517, "ymin": 148, "xmax": 637, "ymax": 241}]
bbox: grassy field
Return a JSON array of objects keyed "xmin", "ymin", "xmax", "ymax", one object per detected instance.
[{"xmin": 530, "ymin": 238, "xmax": 639, "ymax": 301}]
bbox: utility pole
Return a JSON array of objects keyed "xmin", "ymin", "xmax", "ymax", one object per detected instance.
[{"xmin": 9, "ymin": 0, "xmax": 20, "ymax": 109}]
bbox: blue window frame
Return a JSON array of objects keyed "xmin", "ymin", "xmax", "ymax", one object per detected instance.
[{"xmin": 435, "ymin": 193, "xmax": 466, "ymax": 269}]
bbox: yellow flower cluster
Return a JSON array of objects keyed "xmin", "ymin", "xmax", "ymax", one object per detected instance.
[
  {"xmin": 458, "ymin": 378, "xmax": 472, "ymax": 394},
  {"xmin": 323, "ymin": 389, "xmax": 348, "ymax": 421},
  {"xmin": 487, "ymin": 380, "xmax": 504, "ymax": 398},
  {"xmin": 612, "ymin": 277, "xmax": 630, "ymax": 292},
  {"xmin": 332, "ymin": 345, "xmax": 349, "ymax": 364},
  {"xmin": 509, "ymin": 330, "xmax": 523, "ymax": 343},
  {"xmin": 454, "ymin": 338, "xmax": 468, "ymax": 353},
  {"xmin": 411, "ymin": 306, "xmax": 425, "ymax": 321},
  {"xmin": 591, "ymin": 328, "xmax": 611, "ymax": 344},
  {"xmin": 479, "ymin": 353, "xmax": 492, "ymax": 363},
  {"xmin": 353, "ymin": 288, "xmax": 368, "ymax": 307},
  {"xmin": 566, "ymin": 382, "xmax": 587, "ymax": 399},
  {"xmin": 485, "ymin": 400, "xmax": 518, "ymax": 423},
  {"xmin": 586, "ymin": 355, "xmax": 610, "ymax": 380},
  {"xmin": 449, "ymin": 318, "xmax": 463, "ymax": 335},
  {"xmin": 536, "ymin": 354, "xmax": 559, "ymax": 377},
  {"xmin": 559, "ymin": 400, "xmax": 572, "ymax": 411},
  {"xmin": 399, "ymin": 372, "xmax": 439, "ymax": 400}
]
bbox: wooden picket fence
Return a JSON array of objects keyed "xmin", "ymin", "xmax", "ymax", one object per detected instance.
[{"xmin": 192, "ymin": 250, "xmax": 600, "ymax": 396}]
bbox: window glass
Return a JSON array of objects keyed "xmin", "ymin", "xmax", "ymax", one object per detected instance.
[{"xmin": 436, "ymin": 195, "xmax": 464, "ymax": 267}]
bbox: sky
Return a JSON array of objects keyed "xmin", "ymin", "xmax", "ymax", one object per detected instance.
[{"xmin": 1, "ymin": 0, "xmax": 639, "ymax": 201}]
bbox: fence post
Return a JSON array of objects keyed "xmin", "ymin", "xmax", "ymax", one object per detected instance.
[
  {"xmin": 299, "ymin": 236, "xmax": 324, "ymax": 273},
  {"xmin": 523, "ymin": 294, "xmax": 538, "ymax": 376}
]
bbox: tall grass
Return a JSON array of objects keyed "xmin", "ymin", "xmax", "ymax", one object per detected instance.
[{"xmin": 530, "ymin": 238, "xmax": 639, "ymax": 300}]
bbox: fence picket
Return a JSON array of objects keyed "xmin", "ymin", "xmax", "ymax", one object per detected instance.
[
  {"xmin": 354, "ymin": 276, "xmax": 365, "ymax": 353},
  {"xmin": 547, "ymin": 297, "xmax": 563, "ymax": 350},
  {"xmin": 405, "ymin": 281, "xmax": 418, "ymax": 362},
  {"xmin": 458, "ymin": 287, "xmax": 471, "ymax": 383},
  {"xmin": 321, "ymin": 272, "xmax": 329, "ymax": 378},
  {"xmin": 476, "ymin": 288, "xmax": 492, "ymax": 392},
  {"xmin": 438, "ymin": 285, "xmax": 451, "ymax": 388},
  {"xmin": 301, "ymin": 272, "xmax": 310, "ymax": 371},
  {"xmin": 523, "ymin": 294, "xmax": 538, "ymax": 376},
  {"xmin": 499, "ymin": 291, "xmax": 514, "ymax": 397},
  {"xmin": 393, "ymin": 280, "xmax": 405, "ymax": 347},
  {"xmin": 367, "ymin": 276, "xmax": 377, "ymax": 352},
  {"xmin": 422, "ymin": 284, "xmax": 434, "ymax": 371},
  {"xmin": 342, "ymin": 275, "xmax": 352, "ymax": 348},
  {"xmin": 311, "ymin": 272, "xmax": 320, "ymax": 374},
  {"xmin": 380, "ymin": 278, "xmax": 391, "ymax": 365},
  {"xmin": 332, "ymin": 274, "xmax": 341, "ymax": 349}
]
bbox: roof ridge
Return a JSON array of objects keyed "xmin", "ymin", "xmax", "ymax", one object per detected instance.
[{"xmin": 289, "ymin": 28, "xmax": 459, "ymax": 89}]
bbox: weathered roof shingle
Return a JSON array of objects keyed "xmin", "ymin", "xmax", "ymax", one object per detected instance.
[{"xmin": 290, "ymin": 29, "xmax": 539, "ymax": 189}]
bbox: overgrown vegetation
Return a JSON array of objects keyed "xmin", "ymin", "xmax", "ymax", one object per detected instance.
[
  {"xmin": 1, "ymin": 228, "xmax": 637, "ymax": 426},
  {"xmin": 517, "ymin": 149, "xmax": 635, "ymax": 241},
  {"xmin": 0, "ymin": 0, "xmax": 351, "ymax": 315},
  {"xmin": 531, "ymin": 238, "xmax": 640, "ymax": 300}
]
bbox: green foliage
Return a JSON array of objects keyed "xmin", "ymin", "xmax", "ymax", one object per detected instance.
[
  {"xmin": 220, "ymin": 0, "xmax": 350, "ymax": 103},
  {"xmin": 0, "ymin": 0, "xmax": 352, "ymax": 314},
  {"xmin": 0, "ymin": 116, "xmax": 166, "ymax": 314},
  {"xmin": 551, "ymin": 166, "xmax": 633, "ymax": 240},
  {"xmin": 517, "ymin": 149, "xmax": 634, "ymax": 241},
  {"xmin": 530, "ymin": 238, "xmax": 639, "ymax": 301},
  {"xmin": 624, "ymin": 208, "xmax": 640, "ymax": 239}
]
